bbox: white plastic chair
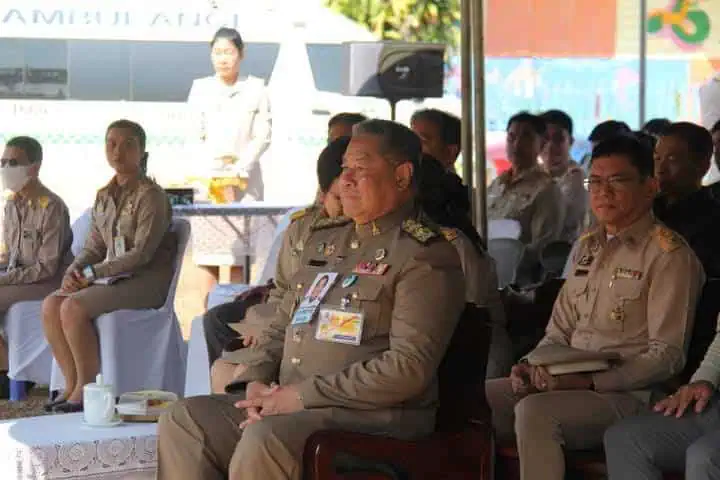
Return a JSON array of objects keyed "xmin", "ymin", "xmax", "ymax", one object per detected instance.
[
  {"xmin": 488, "ymin": 219, "xmax": 522, "ymax": 241},
  {"xmin": 49, "ymin": 218, "xmax": 191, "ymax": 398},
  {"xmin": 487, "ymin": 238, "xmax": 526, "ymax": 289},
  {"xmin": 7, "ymin": 209, "xmax": 92, "ymax": 386},
  {"xmin": 184, "ymin": 206, "xmax": 304, "ymax": 397}
]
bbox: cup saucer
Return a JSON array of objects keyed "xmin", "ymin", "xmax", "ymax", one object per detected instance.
[{"xmin": 81, "ymin": 418, "xmax": 123, "ymax": 428}]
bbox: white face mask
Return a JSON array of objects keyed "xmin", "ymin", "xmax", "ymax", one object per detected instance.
[{"xmin": 1, "ymin": 165, "xmax": 31, "ymax": 193}]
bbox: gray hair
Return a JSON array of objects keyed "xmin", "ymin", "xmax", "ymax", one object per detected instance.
[{"xmin": 353, "ymin": 119, "xmax": 422, "ymax": 170}]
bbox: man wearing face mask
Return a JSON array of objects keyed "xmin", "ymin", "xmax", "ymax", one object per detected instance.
[{"xmin": 0, "ymin": 136, "xmax": 72, "ymax": 377}]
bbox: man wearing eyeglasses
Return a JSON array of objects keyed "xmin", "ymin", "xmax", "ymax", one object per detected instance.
[
  {"xmin": 0, "ymin": 136, "xmax": 72, "ymax": 385},
  {"xmin": 486, "ymin": 134, "xmax": 704, "ymax": 480}
]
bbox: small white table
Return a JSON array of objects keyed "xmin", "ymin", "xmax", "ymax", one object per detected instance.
[{"xmin": 0, "ymin": 413, "xmax": 157, "ymax": 479}]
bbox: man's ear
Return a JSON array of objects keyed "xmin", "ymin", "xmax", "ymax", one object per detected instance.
[{"xmin": 395, "ymin": 162, "xmax": 414, "ymax": 190}]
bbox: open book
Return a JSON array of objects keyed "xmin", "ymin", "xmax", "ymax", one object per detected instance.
[
  {"xmin": 526, "ymin": 345, "xmax": 622, "ymax": 375},
  {"xmin": 93, "ymin": 273, "xmax": 133, "ymax": 286}
]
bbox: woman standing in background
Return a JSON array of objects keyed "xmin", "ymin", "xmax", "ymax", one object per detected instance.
[{"xmin": 187, "ymin": 27, "xmax": 272, "ymax": 301}]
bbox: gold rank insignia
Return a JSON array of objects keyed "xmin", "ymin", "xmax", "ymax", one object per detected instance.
[
  {"xmin": 440, "ymin": 227, "xmax": 458, "ymax": 242},
  {"xmin": 37, "ymin": 196, "xmax": 49, "ymax": 209},
  {"xmin": 652, "ymin": 225, "xmax": 681, "ymax": 253},
  {"xmin": 290, "ymin": 207, "xmax": 312, "ymax": 222},
  {"xmin": 311, "ymin": 216, "xmax": 352, "ymax": 231},
  {"xmin": 3, "ymin": 191, "xmax": 15, "ymax": 201},
  {"xmin": 402, "ymin": 219, "xmax": 438, "ymax": 244}
]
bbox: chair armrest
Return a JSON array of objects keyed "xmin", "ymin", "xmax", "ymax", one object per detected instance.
[{"xmin": 303, "ymin": 427, "xmax": 493, "ymax": 480}]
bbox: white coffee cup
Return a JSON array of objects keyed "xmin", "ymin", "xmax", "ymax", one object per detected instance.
[{"xmin": 83, "ymin": 374, "xmax": 116, "ymax": 425}]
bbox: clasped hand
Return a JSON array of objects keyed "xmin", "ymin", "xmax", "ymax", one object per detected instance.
[
  {"xmin": 61, "ymin": 269, "xmax": 88, "ymax": 293},
  {"xmin": 234, "ymin": 381, "xmax": 303, "ymax": 429}
]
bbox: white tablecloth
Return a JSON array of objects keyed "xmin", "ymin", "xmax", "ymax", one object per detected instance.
[{"xmin": 0, "ymin": 414, "xmax": 157, "ymax": 479}]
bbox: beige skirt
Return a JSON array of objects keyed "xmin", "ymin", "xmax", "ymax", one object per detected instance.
[
  {"xmin": 0, "ymin": 276, "xmax": 62, "ymax": 315},
  {"xmin": 53, "ymin": 267, "xmax": 173, "ymax": 318}
]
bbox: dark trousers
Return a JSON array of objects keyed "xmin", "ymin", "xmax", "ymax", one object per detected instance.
[
  {"xmin": 203, "ymin": 300, "xmax": 248, "ymax": 366},
  {"xmin": 604, "ymin": 393, "xmax": 720, "ymax": 480}
]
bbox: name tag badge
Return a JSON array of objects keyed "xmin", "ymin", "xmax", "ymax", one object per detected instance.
[
  {"xmin": 315, "ymin": 307, "xmax": 365, "ymax": 346},
  {"xmin": 114, "ymin": 236, "xmax": 127, "ymax": 256},
  {"xmin": 291, "ymin": 272, "xmax": 338, "ymax": 325}
]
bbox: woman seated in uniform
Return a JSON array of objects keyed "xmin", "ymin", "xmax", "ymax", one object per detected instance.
[{"xmin": 41, "ymin": 119, "xmax": 177, "ymax": 413}]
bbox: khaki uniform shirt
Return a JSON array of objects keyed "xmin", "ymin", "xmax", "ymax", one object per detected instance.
[
  {"xmin": 236, "ymin": 206, "xmax": 344, "ymax": 335},
  {"xmin": 487, "ymin": 165, "xmax": 565, "ymax": 257},
  {"xmin": 0, "ymin": 182, "xmax": 72, "ymax": 285},
  {"xmin": 443, "ymin": 228, "xmax": 505, "ymax": 328},
  {"xmin": 69, "ymin": 175, "xmax": 175, "ymax": 279},
  {"xmin": 230, "ymin": 201, "xmax": 466, "ymax": 413},
  {"xmin": 554, "ymin": 162, "xmax": 587, "ymax": 243},
  {"xmin": 536, "ymin": 213, "xmax": 704, "ymax": 396}
]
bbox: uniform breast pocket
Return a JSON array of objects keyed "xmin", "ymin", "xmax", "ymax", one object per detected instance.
[
  {"xmin": 116, "ymin": 213, "xmax": 135, "ymax": 238},
  {"xmin": 352, "ymin": 281, "xmax": 386, "ymax": 341},
  {"xmin": 567, "ymin": 278, "xmax": 590, "ymax": 326},
  {"xmin": 607, "ymin": 279, "xmax": 644, "ymax": 332}
]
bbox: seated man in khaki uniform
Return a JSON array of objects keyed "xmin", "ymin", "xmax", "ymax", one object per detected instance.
[
  {"xmin": 487, "ymin": 111, "xmax": 565, "ymax": 283},
  {"xmin": 540, "ymin": 109, "xmax": 587, "ymax": 243},
  {"xmin": 0, "ymin": 136, "xmax": 72, "ymax": 374},
  {"xmin": 157, "ymin": 119, "xmax": 466, "ymax": 480},
  {"xmin": 486, "ymin": 134, "xmax": 704, "ymax": 480}
]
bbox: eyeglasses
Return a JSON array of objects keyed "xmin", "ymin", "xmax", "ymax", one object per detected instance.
[{"xmin": 584, "ymin": 175, "xmax": 640, "ymax": 192}]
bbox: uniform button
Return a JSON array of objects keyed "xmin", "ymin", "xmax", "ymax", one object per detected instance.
[
  {"xmin": 296, "ymin": 283, "xmax": 303, "ymax": 290},
  {"xmin": 351, "ymin": 292, "xmax": 359, "ymax": 300},
  {"xmin": 291, "ymin": 357, "xmax": 301, "ymax": 365},
  {"xmin": 350, "ymin": 240, "xmax": 360, "ymax": 249}
]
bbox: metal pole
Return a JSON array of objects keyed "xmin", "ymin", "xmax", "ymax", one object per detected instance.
[
  {"xmin": 471, "ymin": 0, "xmax": 487, "ymax": 240},
  {"xmin": 460, "ymin": 0, "xmax": 474, "ymax": 217},
  {"xmin": 639, "ymin": 0, "xmax": 647, "ymax": 128}
]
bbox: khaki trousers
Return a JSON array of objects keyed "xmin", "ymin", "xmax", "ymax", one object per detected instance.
[
  {"xmin": 486, "ymin": 377, "xmax": 644, "ymax": 480},
  {"xmin": 157, "ymin": 394, "xmax": 435, "ymax": 480}
]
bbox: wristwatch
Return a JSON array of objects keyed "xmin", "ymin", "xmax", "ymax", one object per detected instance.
[{"xmin": 82, "ymin": 265, "xmax": 96, "ymax": 283}]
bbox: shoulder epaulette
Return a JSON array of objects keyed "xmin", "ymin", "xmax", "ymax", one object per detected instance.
[
  {"xmin": 578, "ymin": 229, "xmax": 597, "ymax": 242},
  {"xmin": 653, "ymin": 225, "xmax": 682, "ymax": 253},
  {"xmin": 402, "ymin": 218, "xmax": 439, "ymax": 244},
  {"xmin": 311, "ymin": 215, "xmax": 351, "ymax": 231},
  {"xmin": 439, "ymin": 227, "xmax": 459, "ymax": 242},
  {"xmin": 290, "ymin": 206, "xmax": 314, "ymax": 222}
]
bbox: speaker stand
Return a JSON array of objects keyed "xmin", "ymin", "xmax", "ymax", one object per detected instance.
[{"xmin": 388, "ymin": 99, "xmax": 398, "ymax": 121}]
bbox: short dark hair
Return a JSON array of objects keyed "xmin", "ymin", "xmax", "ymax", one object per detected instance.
[
  {"xmin": 591, "ymin": 134, "xmax": 654, "ymax": 178},
  {"xmin": 328, "ymin": 112, "xmax": 367, "ymax": 130},
  {"xmin": 589, "ymin": 120, "xmax": 632, "ymax": 143},
  {"xmin": 540, "ymin": 109, "xmax": 573, "ymax": 136},
  {"xmin": 410, "ymin": 108, "xmax": 461, "ymax": 147},
  {"xmin": 354, "ymin": 119, "xmax": 422, "ymax": 171},
  {"xmin": 317, "ymin": 136, "xmax": 350, "ymax": 193},
  {"xmin": 106, "ymin": 119, "xmax": 146, "ymax": 151},
  {"xmin": 662, "ymin": 121, "xmax": 714, "ymax": 164},
  {"xmin": 507, "ymin": 111, "xmax": 547, "ymax": 137},
  {"xmin": 633, "ymin": 130, "xmax": 657, "ymax": 152},
  {"xmin": 711, "ymin": 119, "xmax": 720, "ymax": 134},
  {"xmin": 6, "ymin": 136, "xmax": 42, "ymax": 164},
  {"xmin": 211, "ymin": 27, "xmax": 243, "ymax": 51},
  {"xmin": 642, "ymin": 118, "xmax": 672, "ymax": 136}
]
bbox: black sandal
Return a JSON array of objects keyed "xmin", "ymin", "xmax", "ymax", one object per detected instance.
[{"xmin": 52, "ymin": 401, "xmax": 83, "ymax": 413}]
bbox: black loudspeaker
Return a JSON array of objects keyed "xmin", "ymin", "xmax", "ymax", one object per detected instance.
[{"xmin": 342, "ymin": 41, "xmax": 446, "ymax": 100}]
